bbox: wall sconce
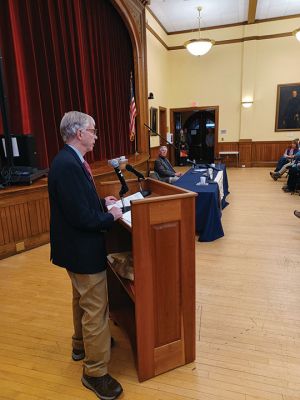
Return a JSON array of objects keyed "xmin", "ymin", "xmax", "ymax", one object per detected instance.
[
  {"xmin": 293, "ymin": 28, "xmax": 300, "ymax": 42},
  {"xmin": 148, "ymin": 92, "xmax": 154, "ymax": 100}
]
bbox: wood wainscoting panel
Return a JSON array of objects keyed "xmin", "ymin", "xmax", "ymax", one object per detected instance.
[
  {"xmin": 0, "ymin": 184, "xmax": 50, "ymax": 259},
  {"xmin": 239, "ymin": 139, "xmax": 252, "ymax": 167},
  {"xmin": 218, "ymin": 140, "xmax": 291, "ymax": 167},
  {"xmin": 251, "ymin": 141, "xmax": 290, "ymax": 166}
]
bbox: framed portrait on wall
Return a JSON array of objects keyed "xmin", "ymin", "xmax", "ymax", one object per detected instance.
[
  {"xmin": 150, "ymin": 107, "xmax": 158, "ymax": 135},
  {"xmin": 275, "ymin": 83, "xmax": 300, "ymax": 131}
]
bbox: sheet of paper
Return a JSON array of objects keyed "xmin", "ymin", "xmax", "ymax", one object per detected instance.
[
  {"xmin": 214, "ymin": 171, "xmax": 224, "ymax": 200},
  {"xmin": 121, "ymin": 210, "xmax": 132, "ymax": 226},
  {"xmin": 106, "ymin": 191, "xmax": 144, "ymax": 210}
]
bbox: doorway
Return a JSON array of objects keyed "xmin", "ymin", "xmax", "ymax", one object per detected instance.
[{"xmin": 170, "ymin": 107, "xmax": 219, "ymax": 166}]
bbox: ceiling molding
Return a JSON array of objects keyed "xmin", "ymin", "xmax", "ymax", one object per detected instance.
[
  {"xmin": 248, "ymin": 0, "xmax": 258, "ymax": 24},
  {"xmin": 168, "ymin": 32, "xmax": 293, "ymax": 50},
  {"xmin": 146, "ymin": 5, "xmax": 168, "ymax": 35},
  {"xmin": 256, "ymin": 13, "xmax": 300, "ymax": 24},
  {"xmin": 147, "ymin": 10, "xmax": 300, "ymax": 36},
  {"xmin": 146, "ymin": 24, "xmax": 294, "ymax": 51},
  {"xmin": 146, "ymin": 23, "xmax": 168, "ymax": 50}
]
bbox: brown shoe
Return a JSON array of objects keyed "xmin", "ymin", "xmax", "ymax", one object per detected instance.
[
  {"xmin": 270, "ymin": 172, "xmax": 279, "ymax": 181},
  {"xmin": 294, "ymin": 210, "xmax": 300, "ymax": 218}
]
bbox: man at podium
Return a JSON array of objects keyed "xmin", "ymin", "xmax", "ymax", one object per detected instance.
[{"xmin": 48, "ymin": 111, "xmax": 123, "ymax": 400}]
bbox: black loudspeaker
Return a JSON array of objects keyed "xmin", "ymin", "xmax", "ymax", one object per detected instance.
[{"xmin": 0, "ymin": 134, "xmax": 38, "ymax": 168}]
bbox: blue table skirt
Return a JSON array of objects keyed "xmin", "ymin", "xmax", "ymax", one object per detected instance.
[{"xmin": 174, "ymin": 165, "xmax": 229, "ymax": 242}]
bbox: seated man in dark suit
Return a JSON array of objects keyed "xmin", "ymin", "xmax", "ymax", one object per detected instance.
[{"xmin": 154, "ymin": 146, "xmax": 182, "ymax": 183}]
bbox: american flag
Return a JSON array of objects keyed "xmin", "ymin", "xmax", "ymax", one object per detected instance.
[{"xmin": 129, "ymin": 73, "xmax": 137, "ymax": 142}]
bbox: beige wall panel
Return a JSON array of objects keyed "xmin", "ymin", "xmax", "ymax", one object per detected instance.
[{"xmin": 146, "ymin": 30, "xmax": 170, "ymax": 147}]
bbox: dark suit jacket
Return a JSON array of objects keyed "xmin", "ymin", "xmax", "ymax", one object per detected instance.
[
  {"xmin": 48, "ymin": 145, "xmax": 114, "ymax": 274},
  {"xmin": 154, "ymin": 156, "xmax": 176, "ymax": 182}
]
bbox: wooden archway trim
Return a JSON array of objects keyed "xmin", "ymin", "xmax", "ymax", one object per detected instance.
[{"xmin": 110, "ymin": 0, "xmax": 149, "ymax": 154}]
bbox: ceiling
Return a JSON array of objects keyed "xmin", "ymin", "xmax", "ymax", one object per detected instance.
[{"xmin": 148, "ymin": 0, "xmax": 300, "ymax": 33}]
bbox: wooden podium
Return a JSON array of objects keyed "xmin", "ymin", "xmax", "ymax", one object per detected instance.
[{"xmin": 98, "ymin": 178, "xmax": 196, "ymax": 382}]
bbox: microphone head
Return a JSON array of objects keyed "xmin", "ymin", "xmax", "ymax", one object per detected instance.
[
  {"xmin": 111, "ymin": 159, "xmax": 119, "ymax": 168},
  {"xmin": 125, "ymin": 164, "xmax": 134, "ymax": 172}
]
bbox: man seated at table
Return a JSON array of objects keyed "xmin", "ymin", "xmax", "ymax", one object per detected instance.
[{"xmin": 154, "ymin": 146, "xmax": 182, "ymax": 183}]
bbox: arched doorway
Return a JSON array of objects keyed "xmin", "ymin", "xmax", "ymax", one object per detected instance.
[{"xmin": 170, "ymin": 106, "xmax": 219, "ymax": 165}]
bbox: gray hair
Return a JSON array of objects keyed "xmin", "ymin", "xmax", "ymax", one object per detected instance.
[
  {"xmin": 60, "ymin": 111, "xmax": 95, "ymax": 142},
  {"xmin": 159, "ymin": 146, "xmax": 168, "ymax": 152}
]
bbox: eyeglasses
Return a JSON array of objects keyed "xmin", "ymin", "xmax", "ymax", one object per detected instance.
[{"xmin": 83, "ymin": 128, "xmax": 98, "ymax": 138}]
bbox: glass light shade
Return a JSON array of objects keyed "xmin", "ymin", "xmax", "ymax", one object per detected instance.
[
  {"xmin": 294, "ymin": 29, "xmax": 300, "ymax": 42},
  {"xmin": 185, "ymin": 39, "xmax": 214, "ymax": 56},
  {"xmin": 242, "ymin": 101, "xmax": 253, "ymax": 108}
]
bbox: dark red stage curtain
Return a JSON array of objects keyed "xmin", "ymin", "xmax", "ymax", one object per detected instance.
[{"xmin": 0, "ymin": 0, "xmax": 134, "ymax": 168}]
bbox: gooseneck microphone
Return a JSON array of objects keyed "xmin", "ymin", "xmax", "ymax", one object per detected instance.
[
  {"xmin": 125, "ymin": 164, "xmax": 145, "ymax": 180},
  {"xmin": 111, "ymin": 159, "xmax": 128, "ymax": 194},
  {"xmin": 110, "ymin": 159, "xmax": 130, "ymax": 212},
  {"xmin": 125, "ymin": 164, "xmax": 151, "ymax": 197},
  {"xmin": 187, "ymin": 159, "xmax": 197, "ymax": 166}
]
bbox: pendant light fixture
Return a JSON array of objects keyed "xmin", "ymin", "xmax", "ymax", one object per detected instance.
[
  {"xmin": 293, "ymin": 28, "xmax": 300, "ymax": 42},
  {"xmin": 184, "ymin": 6, "xmax": 214, "ymax": 56}
]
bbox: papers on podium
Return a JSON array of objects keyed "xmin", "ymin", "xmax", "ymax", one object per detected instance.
[{"xmin": 106, "ymin": 192, "xmax": 144, "ymax": 227}]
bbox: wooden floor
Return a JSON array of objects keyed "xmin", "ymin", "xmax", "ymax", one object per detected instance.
[{"xmin": 1, "ymin": 168, "xmax": 300, "ymax": 400}]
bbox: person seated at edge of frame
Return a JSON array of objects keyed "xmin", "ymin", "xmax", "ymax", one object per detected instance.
[
  {"xmin": 281, "ymin": 159, "xmax": 300, "ymax": 193},
  {"xmin": 270, "ymin": 140, "xmax": 299, "ymax": 180},
  {"xmin": 48, "ymin": 111, "xmax": 123, "ymax": 400},
  {"xmin": 154, "ymin": 146, "xmax": 182, "ymax": 183},
  {"xmin": 271, "ymin": 147, "xmax": 300, "ymax": 181}
]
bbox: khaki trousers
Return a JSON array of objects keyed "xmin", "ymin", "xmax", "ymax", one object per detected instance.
[{"xmin": 67, "ymin": 270, "xmax": 111, "ymax": 377}]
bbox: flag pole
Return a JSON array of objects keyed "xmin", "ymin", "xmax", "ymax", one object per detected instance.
[
  {"xmin": 134, "ymin": 121, "xmax": 139, "ymax": 155},
  {"xmin": 129, "ymin": 71, "xmax": 138, "ymax": 154}
]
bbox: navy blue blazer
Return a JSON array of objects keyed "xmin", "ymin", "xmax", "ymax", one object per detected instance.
[{"xmin": 48, "ymin": 145, "xmax": 114, "ymax": 274}]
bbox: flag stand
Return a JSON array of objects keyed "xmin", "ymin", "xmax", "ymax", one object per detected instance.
[{"xmin": 134, "ymin": 133, "xmax": 139, "ymax": 156}]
